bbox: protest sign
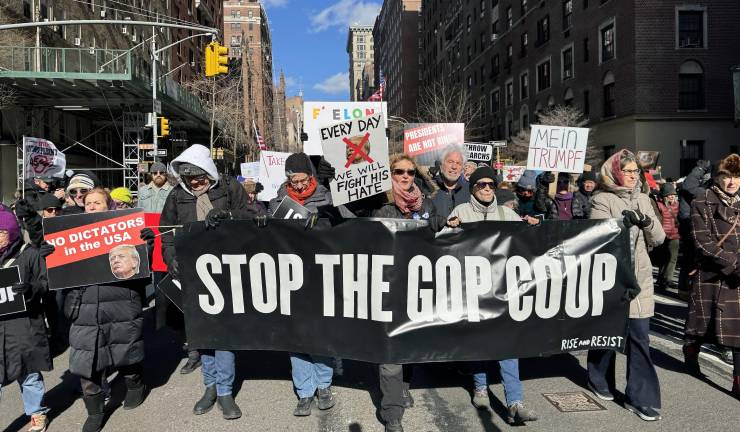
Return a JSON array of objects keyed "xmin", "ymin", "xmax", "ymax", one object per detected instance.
[
  {"xmin": 502, "ymin": 166, "xmax": 527, "ymax": 183},
  {"xmin": 157, "ymin": 273, "xmax": 183, "ymax": 312},
  {"xmin": 526, "ymin": 125, "xmax": 589, "ymax": 174},
  {"xmin": 0, "ymin": 266, "xmax": 25, "ymax": 317},
  {"xmin": 257, "ymin": 151, "xmax": 291, "ymax": 202},
  {"xmin": 465, "ymin": 142, "xmax": 494, "ymax": 164},
  {"xmin": 23, "ymin": 137, "xmax": 66, "ymax": 179},
  {"xmin": 144, "ymin": 213, "xmax": 168, "ymax": 273},
  {"xmin": 636, "ymin": 151, "xmax": 660, "ymax": 170},
  {"xmin": 320, "ymin": 114, "xmax": 391, "ymax": 206},
  {"xmin": 43, "ymin": 209, "xmax": 150, "ymax": 290},
  {"xmin": 271, "ymin": 196, "xmax": 312, "ymax": 220},
  {"xmin": 240, "ymin": 162, "xmax": 260, "ymax": 180},
  {"xmin": 177, "ymin": 218, "xmax": 632, "ymax": 364},
  {"xmin": 304, "ymin": 102, "xmax": 388, "ymax": 155},
  {"xmin": 403, "ymin": 123, "xmax": 465, "ymax": 166}
]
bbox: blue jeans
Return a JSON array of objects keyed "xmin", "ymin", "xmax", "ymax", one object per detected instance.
[
  {"xmin": 200, "ymin": 350, "xmax": 235, "ymax": 397},
  {"xmin": 473, "ymin": 359, "xmax": 524, "ymax": 406},
  {"xmin": 290, "ymin": 353, "xmax": 334, "ymax": 399},
  {"xmin": 0, "ymin": 372, "xmax": 49, "ymax": 416}
]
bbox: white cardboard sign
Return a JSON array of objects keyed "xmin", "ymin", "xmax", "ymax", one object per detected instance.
[
  {"xmin": 257, "ymin": 151, "xmax": 291, "ymax": 202},
  {"xmin": 303, "ymin": 101, "xmax": 388, "ymax": 155},
  {"xmin": 526, "ymin": 125, "xmax": 589, "ymax": 174},
  {"xmin": 320, "ymin": 113, "xmax": 391, "ymax": 206}
]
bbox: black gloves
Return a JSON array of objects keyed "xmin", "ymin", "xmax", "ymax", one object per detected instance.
[
  {"xmin": 39, "ymin": 242, "xmax": 55, "ymax": 258},
  {"xmin": 623, "ymin": 283, "xmax": 641, "ymax": 302},
  {"xmin": 622, "ymin": 209, "xmax": 651, "ymax": 229},
  {"xmin": 696, "ymin": 159, "xmax": 712, "ymax": 172},
  {"xmin": 300, "ymin": 130, "xmax": 308, "ymax": 142},
  {"xmin": 140, "ymin": 228, "xmax": 156, "ymax": 247},
  {"xmin": 540, "ymin": 172, "xmax": 555, "ymax": 184},
  {"xmin": 205, "ymin": 209, "xmax": 231, "ymax": 230},
  {"xmin": 14, "ymin": 199, "xmax": 36, "ymax": 219},
  {"xmin": 255, "ymin": 182, "xmax": 264, "ymax": 194},
  {"xmin": 254, "ymin": 215, "xmax": 268, "ymax": 228},
  {"xmin": 316, "ymin": 158, "xmax": 336, "ymax": 184},
  {"xmin": 169, "ymin": 258, "xmax": 180, "ymax": 279},
  {"xmin": 11, "ymin": 282, "xmax": 33, "ymax": 296}
]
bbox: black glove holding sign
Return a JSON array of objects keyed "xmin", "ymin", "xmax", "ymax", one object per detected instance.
[
  {"xmin": 622, "ymin": 209, "xmax": 651, "ymax": 229},
  {"xmin": 139, "ymin": 228, "xmax": 156, "ymax": 247},
  {"xmin": 13, "ymin": 199, "xmax": 36, "ymax": 220},
  {"xmin": 12, "ymin": 281, "xmax": 44, "ymax": 301},
  {"xmin": 205, "ymin": 209, "xmax": 232, "ymax": 230}
]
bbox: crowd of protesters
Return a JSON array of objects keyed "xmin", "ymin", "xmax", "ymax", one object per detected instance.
[{"xmin": 1, "ymin": 141, "xmax": 738, "ymax": 432}]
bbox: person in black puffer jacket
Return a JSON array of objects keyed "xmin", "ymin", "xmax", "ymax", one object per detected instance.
[
  {"xmin": 65, "ymin": 188, "xmax": 148, "ymax": 432},
  {"xmin": 572, "ymin": 170, "xmax": 597, "ymax": 219}
]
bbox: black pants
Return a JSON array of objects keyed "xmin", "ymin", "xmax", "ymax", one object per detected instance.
[
  {"xmin": 379, "ymin": 364, "xmax": 412, "ymax": 422},
  {"xmin": 80, "ymin": 363, "xmax": 143, "ymax": 397},
  {"xmin": 587, "ymin": 318, "xmax": 661, "ymax": 408}
]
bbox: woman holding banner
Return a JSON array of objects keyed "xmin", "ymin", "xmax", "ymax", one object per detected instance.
[
  {"xmin": 0, "ymin": 207, "xmax": 51, "ymax": 432},
  {"xmin": 65, "ymin": 188, "xmax": 148, "ymax": 432},
  {"xmin": 587, "ymin": 149, "xmax": 665, "ymax": 421},
  {"xmin": 268, "ymin": 152, "xmax": 339, "ymax": 417},
  {"xmin": 371, "ymin": 154, "xmax": 444, "ymax": 432},
  {"xmin": 443, "ymin": 166, "xmax": 539, "ymax": 425}
]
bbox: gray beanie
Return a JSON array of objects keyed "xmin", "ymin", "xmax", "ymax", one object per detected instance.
[
  {"xmin": 150, "ymin": 161, "xmax": 167, "ymax": 174},
  {"xmin": 516, "ymin": 170, "xmax": 538, "ymax": 191}
]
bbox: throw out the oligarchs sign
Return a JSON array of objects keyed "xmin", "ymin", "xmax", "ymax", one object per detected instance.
[{"xmin": 320, "ymin": 113, "xmax": 392, "ymax": 206}]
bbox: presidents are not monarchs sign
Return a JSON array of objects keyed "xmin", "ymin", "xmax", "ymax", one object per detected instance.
[{"xmin": 175, "ymin": 218, "xmax": 633, "ymax": 364}]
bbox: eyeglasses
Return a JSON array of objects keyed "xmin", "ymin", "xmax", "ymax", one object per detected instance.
[
  {"xmin": 392, "ymin": 169, "xmax": 416, "ymax": 176},
  {"xmin": 475, "ymin": 182, "xmax": 496, "ymax": 190},
  {"xmin": 43, "ymin": 207, "xmax": 61, "ymax": 214},
  {"xmin": 622, "ymin": 169, "xmax": 640, "ymax": 175},
  {"xmin": 69, "ymin": 188, "xmax": 89, "ymax": 196},
  {"xmin": 289, "ymin": 176, "xmax": 311, "ymax": 186}
]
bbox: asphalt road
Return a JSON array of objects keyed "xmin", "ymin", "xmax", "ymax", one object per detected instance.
[{"xmin": 1, "ymin": 294, "xmax": 738, "ymax": 432}]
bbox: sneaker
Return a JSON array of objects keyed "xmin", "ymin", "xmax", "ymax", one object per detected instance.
[
  {"xmin": 402, "ymin": 388, "xmax": 414, "ymax": 409},
  {"xmin": 625, "ymin": 403, "xmax": 662, "ymax": 421},
  {"xmin": 317, "ymin": 387, "xmax": 336, "ymax": 410},
  {"xmin": 507, "ymin": 402, "xmax": 538, "ymax": 424},
  {"xmin": 28, "ymin": 413, "xmax": 47, "ymax": 432},
  {"xmin": 587, "ymin": 381, "xmax": 615, "ymax": 401},
  {"xmin": 471, "ymin": 388, "xmax": 489, "ymax": 409},
  {"xmin": 293, "ymin": 397, "xmax": 313, "ymax": 416},
  {"xmin": 385, "ymin": 419, "xmax": 404, "ymax": 432}
]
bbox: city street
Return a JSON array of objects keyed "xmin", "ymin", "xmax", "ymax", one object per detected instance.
[{"xmin": 1, "ymin": 293, "xmax": 737, "ymax": 432}]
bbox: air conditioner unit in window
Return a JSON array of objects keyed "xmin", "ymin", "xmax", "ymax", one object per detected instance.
[
  {"xmin": 491, "ymin": 33, "xmax": 499, "ymax": 42},
  {"xmin": 74, "ymin": 37, "xmax": 81, "ymax": 46},
  {"xmin": 132, "ymin": 34, "xmax": 137, "ymax": 42},
  {"xmin": 100, "ymin": 9, "xmax": 106, "ymax": 18},
  {"xmin": 89, "ymin": 47, "xmax": 96, "ymax": 55},
  {"xmin": 122, "ymin": 26, "xmax": 127, "ymax": 34}
]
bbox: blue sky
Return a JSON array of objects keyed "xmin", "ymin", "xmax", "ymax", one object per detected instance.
[{"xmin": 263, "ymin": 0, "xmax": 380, "ymax": 102}]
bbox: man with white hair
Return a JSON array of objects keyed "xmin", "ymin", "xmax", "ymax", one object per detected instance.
[
  {"xmin": 430, "ymin": 145, "xmax": 471, "ymax": 219},
  {"xmin": 109, "ymin": 245, "xmax": 141, "ymax": 280}
]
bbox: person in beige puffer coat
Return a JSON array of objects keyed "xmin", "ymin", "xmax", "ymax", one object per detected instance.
[{"xmin": 586, "ymin": 149, "xmax": 666, "ymax": 422}]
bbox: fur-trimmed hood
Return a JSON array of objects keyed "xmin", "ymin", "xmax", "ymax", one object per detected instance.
[{"xmin": 169, "ymin": 144, "xmax": 220, "ymax": 195}]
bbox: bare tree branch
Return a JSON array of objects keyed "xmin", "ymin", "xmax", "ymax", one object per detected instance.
[{"xmin": 414, "ymin": 80, "xmax": 485, "ymax": 141}]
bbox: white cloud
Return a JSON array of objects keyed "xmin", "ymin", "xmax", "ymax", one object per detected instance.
[
  {"xmin": 313, "ymin": 72, "xmax": 349, "ymax": 95},
  {"xmin": 309, "ymin": 0, "xmax": 381, "ymax": 32},
  {"xmin": 262, "ymin": 0, "xmax": 288, "ymax": 7}
]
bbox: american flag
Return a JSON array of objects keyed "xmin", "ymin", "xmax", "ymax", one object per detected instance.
[
  {"xmin": 368, "ymin": 69, "xmax": 385, "ymax": 101},
  {"xmin": 253, "ymin": 119, "xmax": 267, "ymax": 150}
]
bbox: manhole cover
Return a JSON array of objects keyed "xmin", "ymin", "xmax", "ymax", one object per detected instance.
[{"xmin": 542, "ymin": 392, "xmax": 607, "ymax": 413}]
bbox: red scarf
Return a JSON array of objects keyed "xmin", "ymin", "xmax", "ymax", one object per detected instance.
[
  {"xmin": 392, "ymin": 180, "xmax": 423, "ymax": 215},
  {"xmin": 287, "ymin": 177, "xmax": 318, "ymax": 205}
]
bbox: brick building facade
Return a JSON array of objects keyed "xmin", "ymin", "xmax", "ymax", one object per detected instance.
[{"xmin": 347, "ymin": 25, "xmax": 374, "ymax": 101}]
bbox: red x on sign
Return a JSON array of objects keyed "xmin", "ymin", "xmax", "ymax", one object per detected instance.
[{"xmin": 343, "ymin": 133, "xmax": 374, "ymax": 168}]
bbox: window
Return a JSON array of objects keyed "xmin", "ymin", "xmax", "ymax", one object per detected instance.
[
  {"xmin": 506, "ymin": 43, "xmax": 513, "ymax": 67},
  {"xmin": 492, "ymin": 54, "xmax": 500, "ymax": 75},
  {"xmin": 506, "ymin": 7, "xmax": 513, "ymax": 29},
  {"xmin": 537, "ymin": 59, "xmax": 551, "ymax": 91},
  {"xmin": 506, "ymin": 80, "xmax": 514, "ymax": 106},
  {"xmin": 583, "ymin": 90, "xmax": 590, "ymax": 116},
  {"xmin": 521, "ymin": 0, "xmax": 528, "ymax": 15},
  {"xmin": 248, "ymin": 10, "xmax": 253, "ymax": 18},
  {"xmin": 679, "ymin": 60, "xmax": 705, "ymax": 110},
  {"xmin": 492, "ymin": 20, "xmax": 499, "ymax": 39},
  {"xmin": 680, "ymin": 140, "xmax": 705, "ymax": 176},
  {"xmin": 583, "ymin": 37, "xmax": 589, "ymax": 62},
  {"xmin": 520, "ymin": 105, "xmax": 529, "ymax": 129},
  {"xmin": 520, "ymin": 32, "xmax": 528, "ymax": 57},
  {"xmin": 231, "ymin": 23, "xmax": 240, "ymax": 30},
  {"xmin": 563, "ymin": 0, "xmax": 573, "ymax": 30},
  {"xmin": 506, "ymin": 112, "xmax": 514, "ymax": 137},
  {"xmin": 583, "ymin": 0, "xmax": 589, "ymax": 8},
  {"xmin": 603, "ymin": 71, "xmax": 615, "ymax": 117},
  {"xmin": 520, "ymin": 72, "xmax": 529, "ymax": 99},
  {"xmin": 491, "ymin": 90, "xmax": 501, "ymax": 113},
  {"xmin": 564, "ymin": 88, "xmax": 574, "ymax": 106},
  {"xmin": 678, "ymin": 9, "xmax": 705, "ymax": 48},
  {"xmin": 600, "ymin": 21, "xmax": 615, "ymax": 62},
  {"xmin": 562, "ymin": 45, "xmax": 573, "ymax": 80},
  {"xmin": 467, "ymin": 15, "xmax": 472, "ymax": 32},
  {"xmin": 537, "ymin": 15, "xmax": 550, "ymax": 45}
]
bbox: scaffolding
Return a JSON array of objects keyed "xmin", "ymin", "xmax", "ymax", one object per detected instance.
[{"xmin": 123, "ymin": 112, "xmax": 146, "ymax": 195}]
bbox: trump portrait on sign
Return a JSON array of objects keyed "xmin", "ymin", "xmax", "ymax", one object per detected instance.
[{"xmin": 109, "ymin": 244, "xmax": 141, "ymax": 280}]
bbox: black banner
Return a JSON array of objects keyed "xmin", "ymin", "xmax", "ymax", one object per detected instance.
[
  {"xmin": 43, "ymin": 209, "xmax": 150, "ymax": 290},
  {"xmin": 157, "ymin": 273, "xmax": 183, "ymax": 312},
  {"xmin": 271, "ymin": 196, "xmax": 312, "ymax": 220},
  {"xmin": 0, "ymin": 266, "xmax": 25, "ymax": 317},
  {"xmin": 176, "ymin": 219, "xmax": 633, "ymax": 363}
]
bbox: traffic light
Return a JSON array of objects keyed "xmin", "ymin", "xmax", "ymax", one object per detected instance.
[
  {"xmin": 205, "ymin": 42, "xmax": 229, "ymax": 77},
  {"xmin": 159, "ymin": 117, "xmax": 170, "ymax": 137}
]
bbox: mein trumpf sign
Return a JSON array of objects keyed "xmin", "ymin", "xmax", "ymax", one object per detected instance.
[{"xmin": 526, "ymin": 125, "xmax": 590, "ymax": 174}]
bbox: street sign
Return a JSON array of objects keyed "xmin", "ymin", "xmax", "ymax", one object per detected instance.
[
  {"xmin": 153, "ymin": 100, "xmax": 162, "ymax": 113},
  {"xmin": 490, "ymin": 140, "xmax": 507, "ymax": 148},
  {"xmin": 139, "ymin": 143, "xmax": 154, "ymax": 150},
  {"xmin": 146, "ymin": 149, "xmax": 167, "ymax": 157}
]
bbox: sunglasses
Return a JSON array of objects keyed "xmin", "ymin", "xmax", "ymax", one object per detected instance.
[
  {"xmin": 43, "ymin": 207, "xmax": 61, "ymax": 213},
  {"xmin": 152, "ymin": 171, "xmax": 167, "ymax": 176},
  {"xmin": 69, "ymin": 188, "xmax": 89, "ymax": 196},
  {"xmin": 392, "ymin": 169, "xmax": 416, "ymax": 176},
  {"xmin": 475, "ymin": 182, "xmax": 496, "ymax": 190}
]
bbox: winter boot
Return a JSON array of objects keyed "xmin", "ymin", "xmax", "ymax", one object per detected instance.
[
  {"xmin": 506, "ymin": 402, "xmax": 538, "ymax": 424},
  {"xmin": 180, "ymin": 350, "xmax": 202, "ymax": 375},
  {"xmin": 193, "ymin": 385, "xmax": 217, "ymax": 415},
  {"xmin": 293, "ymin": 397, "xmax": 313, "ymax": 416},
  {"xmin": 317, "ymin": 386, "xmax": 336, "ymax": 410},
  {"xmin": 82, "ymin": 392, "xmax": 106, "ymax": 432},
  {"xmin": 216, "ymin": 395, "xmax": 242, "ymax": 420},
  {"xmin": 732, "ymin": 375, "xmax": 740, "ymax": 399},
  {"xmin": 384, "ymin": 419, "xmax": 404, "ymax": 432},
  {"xmin": 123, "ymin": 377, "xmax": 146, "ymax": 410},
  {"xmin": 683, "ymin": 343, "xmax": 701, "ymax": 375}
]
